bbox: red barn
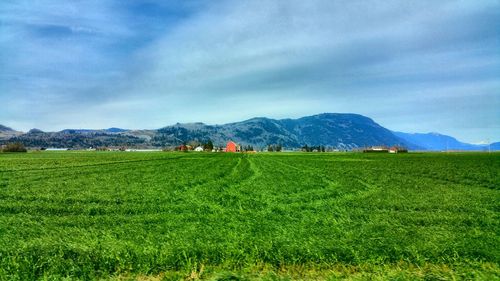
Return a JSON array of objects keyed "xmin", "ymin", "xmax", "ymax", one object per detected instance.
[{"xmin": 226, "ymin": 141, "xmax": 239, "ymax": 152}]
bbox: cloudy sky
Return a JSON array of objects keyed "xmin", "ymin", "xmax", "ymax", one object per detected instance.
[{"xmin": 1, "ymin": 0, "xmax": 499, "ymax": 143}]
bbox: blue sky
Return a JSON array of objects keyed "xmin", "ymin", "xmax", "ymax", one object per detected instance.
[{"xmin": 1, "ymin": 0, "xmax": 499, "ymax": 143}]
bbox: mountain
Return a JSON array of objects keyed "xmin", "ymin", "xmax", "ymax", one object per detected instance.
[
  {"xmin": 151, "ymin": 113, "xmax": 413, "ymax": 149},
  {"xmin": 28, "ymin": 128, "xmax": 44, "ymax": 134},
  {"xmin": 0, "ymin": 125, "xmax": 15, "ymax": 132},
  {"xmin": 59, "ymin": 128, "xmax": 127, "ymax": 134},
  {"xmin": 105, "ymin": 128, "xmax": 129, "ymax": 133},
  {"xmin": 0, "ymin": 124, "xmax": 23, "ymax": 139},
  {"xmin": 393, "ymin": 132, "xmax": 491, "ymax": 151},
  {"xmin": 1, "ymin": 114, "xmax": 496, "ymax": 150},
  {"xmin": 1, "ymin": 114, "xmax": 411, "ymax": 149},
  {"xmin": 490, "ymin": 142, "xmax": 500, "ymax": 151},
  {"xmin": 8, "ymin": 129, "xmax": 145, "ymax": 148}
]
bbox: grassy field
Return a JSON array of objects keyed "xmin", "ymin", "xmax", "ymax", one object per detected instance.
[{"xmin": 0, "ymin": 151, "xmax": 498, "ymax": 280}]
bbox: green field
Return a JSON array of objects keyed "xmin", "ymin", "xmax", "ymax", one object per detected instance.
[{"xmin": 0, "ymin": 152, "xmax": 498, "ymax": 280}]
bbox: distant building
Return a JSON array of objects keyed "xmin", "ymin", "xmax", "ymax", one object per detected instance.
[
  {"xmin": 125, "ymin": 149, "xmax": 162, "ymax": 152},
  {"xmin": 389, "ymin": 146, "xmax": 408, "ymax": 153},
  {"xmin": 363, "ymin": 146, "xmax": 389, "ymax": 153},
  {"xmin": 361, "ymin": 145, "xmax": 408, "ymax": 153},
  {"xmin": 194, "ymin": 146, "xmax": 204, "ymax": 152},
  {"xmin": 226, "ymin": 141, "xmax": 240, "ymax": 152}
]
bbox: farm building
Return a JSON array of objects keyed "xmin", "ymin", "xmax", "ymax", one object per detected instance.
[
  {"xmin": 226, "ymin": 141, "xmax": 240, "ymax": 152},
  {"xmin": 363, "ymin": 146, "xmax": 389, "ymax": 153},
  {"xmin": 125, "ymin": 149, "xmax": 162, "ymax": 152},
  {"xmin": 177, "ymin": 144, "xmax": 188, "ymax": 151},
  {"xmin": 194, "ymin": 146, "xmax": 204, "ymax": 152},
  {"xmin": 389, "ymin": 146, "xmax": 408, "ymax": 153}
]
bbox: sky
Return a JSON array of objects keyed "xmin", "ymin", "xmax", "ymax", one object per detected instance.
[{"xmin": 1, "ymin": 0, "xmax": 499, "ymax": 143}]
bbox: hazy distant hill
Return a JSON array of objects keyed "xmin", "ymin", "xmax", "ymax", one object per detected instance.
[
  {"xmin": 105, "ymin": 128, "xmax": 129, "ymax": 133},
  {"xmin": 4, "ymin": 129, "xmax": 144, "ymax": 149},
  {"xmin": 490, "ymin": 142, "xmax": 500, "ymax": 150},
  {"xmin": 0, "ymin": 125, "xmax": 14, "ymax": 132},
  {"xmin": 0, "ymin": 125, "xmax": 22, "ymax": 139},
  {"xmin": 393, "ymin": 132, "xmax": 491, "ymax": 151},
  {"xmin": 58, "ymin": 128, "xmax": 129, "ymax": 134}
]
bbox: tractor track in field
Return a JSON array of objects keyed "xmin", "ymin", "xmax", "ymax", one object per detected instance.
[
  {"xmin": 179, "ymin": 155, "xmax": 260, "ymax": 204},
  {"xmin": 263, "ymin": 156, "xmax": 339, "ymax": 188},
  {"xmin": 223, "ymin": 155, "xmax": 259, "ymax": 188},
  {"xmin": 171, "ymin": 155, "xmax": 248, "ymax": 194},
  {"xmin": 246, "ymin": 155, "xmax": 261, "ymax": 181},
  {"xmin": 228, "ymin": 157, "xmax": 243, "ymax": 177},
  {"xmin": 0, "ymin": 157, "xmax": 242, "ymax": 216},
  {"xmin": 263, "ymin": 156, "xmax": 383, "ymax": 202}
]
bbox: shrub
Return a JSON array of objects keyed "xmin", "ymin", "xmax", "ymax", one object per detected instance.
[{"xmin": 2, "ymin": 142, "xmax": 27, "ymax": 152}]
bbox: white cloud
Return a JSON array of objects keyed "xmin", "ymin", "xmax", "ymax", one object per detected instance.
[{"xmin": 0, "ymin": 0, "xmax": 499, "ymax": 142}]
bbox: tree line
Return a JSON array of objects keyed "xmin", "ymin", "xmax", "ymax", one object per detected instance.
[{"xmin": 301, "ymin": 145, "xmax": 326, "ymax": 152}]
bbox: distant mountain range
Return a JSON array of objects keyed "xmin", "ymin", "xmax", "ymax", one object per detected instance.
[
  {"xmin": 396, "ymin": 132, "xmax": 499, "ymax": 151},
  {"xmin": 393, "ymin": 132, "xmax": 497, "ymax": 151},
  {"xmin": 0, "ymin": 113, "xmax": 498, "ymax": 151}
]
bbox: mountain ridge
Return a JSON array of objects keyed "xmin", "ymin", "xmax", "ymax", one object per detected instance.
[
  {"xmin": 1, "ymin": 113, "xmax": 497, "ymax": 150},
  {"xmin": 0, "ymin": 124, "xmax": 23, "ymax": 139},
  {"xmin": 393, "ymin": 131, "xmax": 494, "ymax": 151},
  {"xmin": 152, "ymin": 113, "xmax": 412, "ymax": 149},
  {"xmin": 0, "ymin": 125, "xmax": 16, "ymax": 132}
]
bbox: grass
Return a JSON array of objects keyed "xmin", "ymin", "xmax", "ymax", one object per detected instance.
[{"xmin": 0, "ymin": 151, "xmax": 498, "ymax": 280}]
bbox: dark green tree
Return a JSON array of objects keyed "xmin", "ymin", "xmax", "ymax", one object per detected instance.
[{"xmin": 204, "ymin": 140, "xmax": 214, "ymax": 151}]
